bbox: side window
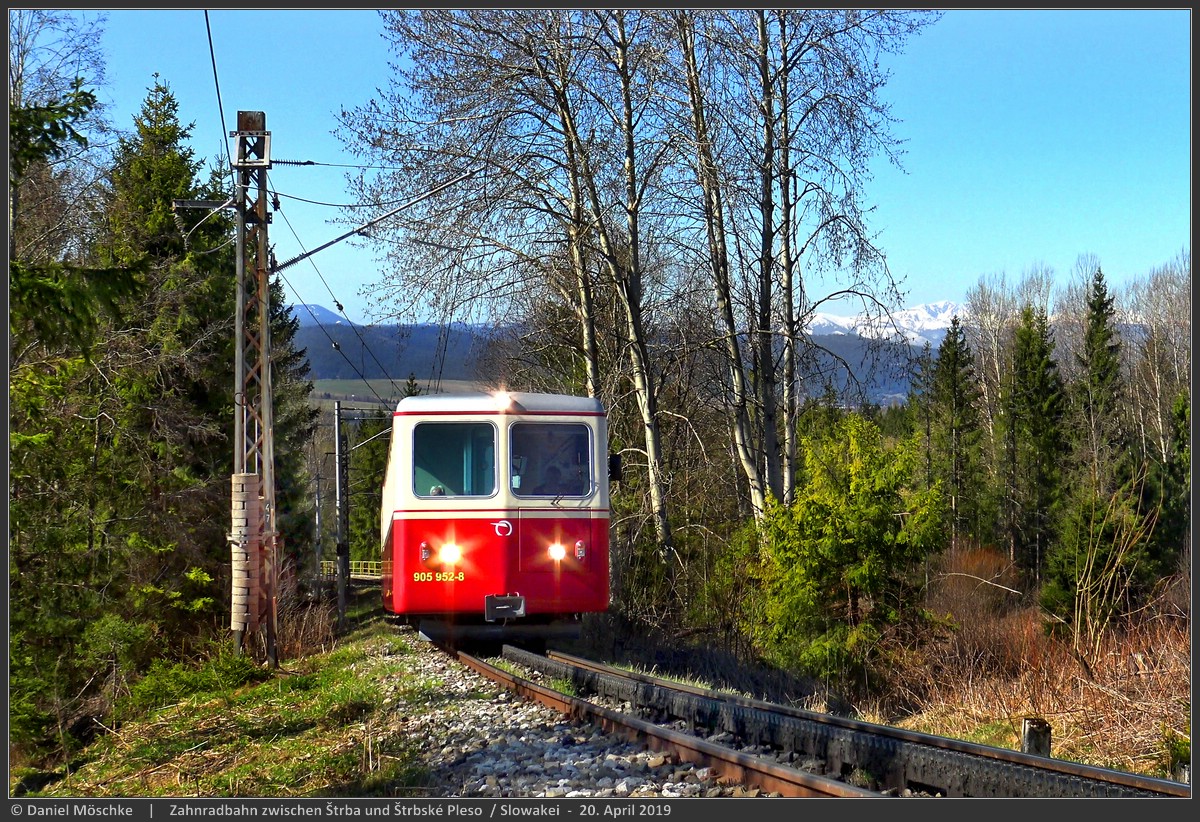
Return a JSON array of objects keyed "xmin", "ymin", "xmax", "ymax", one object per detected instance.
[
  {"xmin": 511, "ymin": 422, "xmax": 591, "ymax": 497},
  {"xmin": 413, "ymin": 422, "xmax": 496, "ymax": 497}
]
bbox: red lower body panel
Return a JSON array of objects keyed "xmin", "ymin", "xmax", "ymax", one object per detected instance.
[{"xmin": 382, "ymin": 511, "xmax": 609, "ymax": 617}]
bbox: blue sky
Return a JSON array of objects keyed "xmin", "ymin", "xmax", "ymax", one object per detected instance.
[{"xmin": 81, "ymin": 8, "xmax": 1191, "ymax": 326}]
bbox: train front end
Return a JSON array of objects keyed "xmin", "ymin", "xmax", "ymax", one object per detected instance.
[{"xmin": 381, "ymin": 391, "xmax": 611, "ymax": 641}]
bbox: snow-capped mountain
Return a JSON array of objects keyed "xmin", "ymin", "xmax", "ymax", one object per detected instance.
[
  {"xmin": 292, "ymin": 299, "xmax": 965, "ymax": 347},
  {"xmin": 805, "ymin": 300, "xmax": 964, "ymax": 347},
  {"xmin": 291, "ymin": 303, "xmax": 355, "ymax": 327},
  {"xmin": 882, "ymin": 300, "xmax": 966, "ymax": 346},
  {"xmin": 805, "ymin": 311, "xmax": 858, "ymax": 337}
]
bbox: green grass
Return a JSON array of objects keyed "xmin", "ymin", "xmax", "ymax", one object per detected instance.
[
  {"xmin": 960, "ymin": 720, "xmax": 1019, "ymax": 750},
  {"xmin": 547, "ymin": 677, "xmax": 577, "ymax": 696},
  {"xmin": 12, "ymin": 608, "xmax": 440, "ymax": 799}
]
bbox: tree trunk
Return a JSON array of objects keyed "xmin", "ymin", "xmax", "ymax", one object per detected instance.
[
  {"xmin": 755, "ymin": 10, "xmax": 782, "ymax": 503},
  {"xmin": 674, "ymin": 10, "xmax": 768, "ymax": 519},
  {"xmin": 777, "ymin": 11, "xmax": 799, "ymax": 506}
]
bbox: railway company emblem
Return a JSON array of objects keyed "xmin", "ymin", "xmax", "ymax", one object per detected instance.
[{"xmin": 492, "ymin": 520, "xmax": 513, "ymax": 537}]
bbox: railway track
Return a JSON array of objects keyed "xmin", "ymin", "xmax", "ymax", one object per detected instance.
[
  {"xmin": 517, "ymin": 646, "xmax": 1190, "ymax": 798},
  {"xmin": 442, "ymin": 641, "xmax": 1189, "ymax": 799},
  {"xmin": 450, "ymin": 644, "xmax": 875, "ymax": 797}
]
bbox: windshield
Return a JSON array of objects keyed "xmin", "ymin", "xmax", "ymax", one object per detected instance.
[{"xmin": 510, "ymin": 422, "xmax": 591, "ymax": 497}]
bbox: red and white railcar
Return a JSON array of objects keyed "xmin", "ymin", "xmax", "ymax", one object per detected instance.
[{"xmin": 380, "ymin": 391, "xmax": 613, "ymax": 642}]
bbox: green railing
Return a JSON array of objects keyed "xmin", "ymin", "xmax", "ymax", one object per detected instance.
[{"xmin": 320, "ymin": 559, "xmax": 382, "ymax": 578}]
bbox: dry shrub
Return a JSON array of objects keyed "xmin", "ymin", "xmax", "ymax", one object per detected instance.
[
  {"xmin": 1063, "ymin": 616, "xmax": 1192, "ymax": 773},
  {"xmin": 916, "ymin": 545, "xmax": 1045, "ymax": 683},
  {"xmin": 233, "ymin": 563, "xmax": 338, "ymax": 664},
  {"xmin": 981, "ymin": 607, "xmax": 1056, "ymax": 679},
  {"xmin": 275, "ymin": 582, "xmax": 337, "ymax": 661},
  {"xmin": 1151, "ymin": 567, "xmax": 1191, "ymax": 620},
  {"xmin": 927, "ymin": 543, "xmax": 1024, "ymax": 620},
  {"xmin": 893, "ymin": 559, "xmax": 1191, "ymax": 778}
]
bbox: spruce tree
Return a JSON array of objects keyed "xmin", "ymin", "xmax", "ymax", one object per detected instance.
[
  {"xmin": 757, "ymin": 413, "xmax": 944, "ymax": 682},
  {"xmin": 1073, "ymin": 267, "xmax": 1128, "ymax": 490},
  {"xmin": 10, "ymin": 77, "xmax": 231, "ymax": 749},
  {"xmin": 8, "ymin": 77, "xmax": 132, "ymax": 748},
  {"xmin": 928, "ymin": 315, "xmax": 983, "ymax": 549},
  {"xmin": 10, "ymin": 77, "xmax": 319, "ymax": 750},
  {"xmin": 1002, "ymin": 305, "xmax": 1066, "ymax": 579},
  {"xmin": 1042, "ymin": 268, "xmax": 1161, "ymax": 639},
  {"xmin": 907, "ymin": 341, "xmax": 936, "ymax": 490},
  {"xmin": 1157, "ymin": 392, "xmax": 1191, "ymax": 568}
]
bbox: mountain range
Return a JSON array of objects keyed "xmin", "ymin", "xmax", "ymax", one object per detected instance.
[
  {"xmin": 294, "ymin": 301, "xmax": 964, "ymax": 344},
  {"xmin": 804, "ymin": 299, "xmax": 965, "ymax": 347},
  {"xmin": 292, "ymin": 315, "xmax": 484, "ymax": 384},
  {"xmin": 290, "ymin": 302, "xmax": 964, "ymax": 405}
]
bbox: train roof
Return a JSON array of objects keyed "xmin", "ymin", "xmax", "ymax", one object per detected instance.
[{"xmin": 394, "ymin": 391, "xmax": 605, "ymax": 416}]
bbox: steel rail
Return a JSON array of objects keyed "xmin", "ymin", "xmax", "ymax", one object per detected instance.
[
  {"xmin": 544, "ymin": 649, "xmax": 1190, "ymax": 799},
  {"xmin": 451, "ymin": 647, "xmax": 881, "ymax": 798}
]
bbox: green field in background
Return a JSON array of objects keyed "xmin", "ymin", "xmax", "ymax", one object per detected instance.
[{"xmin": 309, "ymin": 378, "xmax": 487, "ymax": 410}]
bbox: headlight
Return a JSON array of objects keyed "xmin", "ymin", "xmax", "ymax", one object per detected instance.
[
  {"xmin": 439, "ymin": 543, "xmax": 462, "ymax": 564},
  {"xmin": 547, "ymin": 542, "xmax": 566, "ymax": 561}
]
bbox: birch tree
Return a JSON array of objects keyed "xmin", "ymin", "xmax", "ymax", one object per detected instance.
[
  {"xmin": 8, "ymin": 9, "xmax": 113, "ymax": 265},
  {"xmin": 1122, "ymin": 251, "xmax": 1190, "ymax": 464},
  {"xmin": 668, "ymin": 8, "xmax": 937, "ymax": 519},
  {"xmin": 341, "ymin": 9, "xmax": 679, "ymax": 554}
]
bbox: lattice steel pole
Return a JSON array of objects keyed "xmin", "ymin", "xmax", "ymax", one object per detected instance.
[{"xmin": 229, "ymin": 111, "xmax": 278, "ymax": 666}]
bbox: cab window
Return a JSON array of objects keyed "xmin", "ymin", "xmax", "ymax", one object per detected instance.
[
  {"xmin": 510, "ymin": 422, "xmax": 591, "ymax": 497},
  {"xmin": 413, "ymin": 422, "xmax": 496, "ymax": 497}
]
